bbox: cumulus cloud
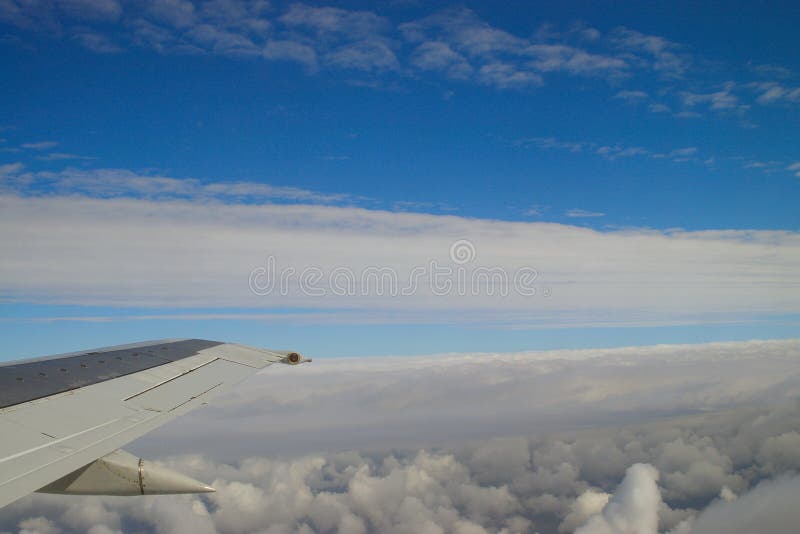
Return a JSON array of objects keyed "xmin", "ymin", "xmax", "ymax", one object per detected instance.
[
  {"xmin": 678, "ymin": 475, "xmax": 800, "ymax": 534},
  {"xmin": 1, "ymin": 340, "xmax": 800, "ymax": 532},
  {"xmin": 561, "ymin": 490, "xmax": 610, "ymax": 532},
  {"xmin": 575, "ymin": 464, "xmax": 661, "ymax": 534}
]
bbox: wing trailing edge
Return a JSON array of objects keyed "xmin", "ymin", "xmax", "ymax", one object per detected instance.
[{"xmin": 37, "ymin": 449, "xmax": 215, "ymax": 496}]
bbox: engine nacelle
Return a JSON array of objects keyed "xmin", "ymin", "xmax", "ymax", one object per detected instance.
[{"xmin": 281, "ymin": 352, "xmax": 311, "ymax": 365}]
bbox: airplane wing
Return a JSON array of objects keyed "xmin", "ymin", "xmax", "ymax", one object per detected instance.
[{"xmin": 0, "ymin": 339, "xmax": 310, "ymax": 508}]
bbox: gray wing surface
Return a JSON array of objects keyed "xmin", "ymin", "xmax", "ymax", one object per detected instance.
[{"xmin": 0, "ymin": 339, "xmax": 307, "ymax": 508}]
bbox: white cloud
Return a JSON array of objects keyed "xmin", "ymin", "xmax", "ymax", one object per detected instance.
[
  {"xmin": 518, "ymin": 136, "xmax": 584, "ymax": 152},
  {"xmin": 2, "ymin": 0, "xmax": 794, "ymax": 128},
  {"xmin": 575, "ymin": 464, "xmax": 662, "ymax": 534},
  {"xmin": 681, "ymin": 83, "xmax": 747, "ymax": 112},
  {"xmin": 400, "ymin": 8, "xmax": 527, "ymax": 58},
  {"xmin": 2, "ymin": 340, "xmax": 800, "ymax": 533},
  {"xmin": 523, "ymin": 204, "xmax": 546, "ymax": 217},
  {"xmin": 0, "ymin": 180, "xmax": 798, "ymax": 323},
  {"xmin": 478, "ymin": 62, "xmax": 542, "ymax": 89},
  {"xmin": 37, "ymin": 152, "xmax": 95, "ymax": 161},
  {"xmin": 520, "ymin": 135, "xmax": 706, "ymax": 164},
  {"xmin": 0, "ymin": 162, "xmax": 23, "ymax": 178},
  {"xmin": 750, "ymin": 82, "xmax": 800, "ymax": 105},
  {"xmin": 749, "ymin": 63, "xmax": 794, "ymax": 79},
  {"xmin": 402, "ymin": 8, "xmax": 628, "ymax": 86},
  {"xmin": 682, "ymin": 475, "xmax": 800, "ymax": 534},
  {"xmin": 595, "ymin": 144, "xmax": 650, "ymax": 159},
  {"xmin": 565, "ymin": 208, "xmax": 605, "ymax": 218},
  {"xmin": 280, "ymin": 4, "xmax": 388, "ymax": 38},
  {"xmin": 525, "ymin": 44, "xmax": 628, "ymax": 77},
  {"xmin": 561, "ymin": 490, "xmax": 610, "ymax": 532},
  {"xmin": 8, "ymin": 167, "xmax": 350, "ymax": 203},
  {"xmin": 610, "ymin": 27, "xmax": 688, "ymax": 77},
  {"xmin": 184, "ymin": 23, "xmax": 260, "ymax": 57},
  {"xmin": 138, "ymin": 339, "xmax": 800, "ymax": 458},
  {"xmin": 263, "ymin": 40, "xmax": 318, "ymax": 72},
  {"xmin": 615, "ymin": 90, "xmax": 648, "ymax": 101},
  {"xmin": 325, "ymin": 39, "xmax": 399, "ymax": 72},
  {"xmin": 145, "ymin": 0, "xmax": 196, "ymax": 29},
  {"xmin": 21, "ymin": 141, "xmax": 57, "ymax": 150},
  {"xmin": 649, "ymin": 103, "xmax": 671, "ymax": 113},
  {"xmin": 668, "ymin": 147, "xmax": 697, "ymax": 157},
  {"xmin": 72, "ymin": 31, "xmax": 122, "ymax": 53},
  {"xmin": 18, "ymin": 516, "xmax": 60, "ymax": 534},
  {"xmin": 56, "ymin": 0, "xmax": 121, "ymax": 21},
  {"xmin": 198, "ymin": 0, "xmax": 271, "ymax": 35},
  {"xmin": 132, "ymin": 0, "xmax": 271, "ymax": 57},
  {"xmin": 410, "ymin": 41, "xmax": 473, "ymax": 80}
]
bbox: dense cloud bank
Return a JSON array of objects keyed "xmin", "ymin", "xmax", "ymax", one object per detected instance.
[
  {"xmin": 1, "ymin": 192, "xmax": 799, "ymax": 327},
  {"xmin": 1, "ymin": 340, "xmax": 799, "ymax": 533},
  {"xmin": 2, "ymin": 403, "xmax": 800, "ymax": 534},
  {"xmin": 137, "ymin": 339, "xmax": 800, "ymax": 459}
]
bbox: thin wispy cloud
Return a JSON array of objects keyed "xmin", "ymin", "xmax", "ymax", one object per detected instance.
[
  {"xmin": 681, "ymin": 82, "xmax": 749, "ymax": 113},
  {"xmin": 749, "ymin": 81, "xmax": 800, "ymax": 105},
  {"xmin": 517, "ymin": 136, "xmax": 703, "ymax": 164},
  {"xmin": 37, "ymin": 152, "xmax": 95, "ymax": 161},
  {"xmin": 609, "ymin": 26, "xmax": 689, "ymax": 77},
  {"xmin": 0, "ymin": 166, "xmax": 355, "ymax": 204},
  {"xmin": 0, "ymin": 162, "xmax": 23, "ymax": 177},
  {"xmin": 20, "ymin": 141, "xmax": 58, "ymax": 150},
  {"xmin": 565, "ymin": 208, "xmax": 605, "ymax": 218},
  {"xmin": 614, "ymin": 89, "xmax": 648, "ymax": 102}
]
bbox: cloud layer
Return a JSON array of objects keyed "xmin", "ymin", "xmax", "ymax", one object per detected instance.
[
  {"xmin": 1, "ymin": 2, "xmax": 797, "ymax": 123},
  {"xmin": 0, "ymin": 176, "xmax": 798, "ymax": 328},
  {"xmin": 1, "ymin": 339, "xmax": 800, "ymax": 533}
]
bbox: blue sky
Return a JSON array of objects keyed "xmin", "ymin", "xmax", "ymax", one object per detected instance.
[{"xmin": 1, "ymin": 0, "xmax": 799, "ymax": 359}]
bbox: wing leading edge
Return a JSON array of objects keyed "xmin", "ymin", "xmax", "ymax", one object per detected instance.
[{"xmin": 0, "ymin": 339, "xmax": 309, "ymax": 508}]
